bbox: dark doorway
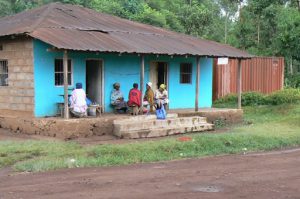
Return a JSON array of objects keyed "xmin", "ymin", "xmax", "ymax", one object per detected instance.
[
  {"xmin": 150, "ymin": 61, "xmax": 168, "ymax": 91},
  {"xmin": 157, "ymin": 62, "xmax": 168, "ymax": 89},
  {"xmin": 86, "ymin": 60, "xmax": 103, "ymax": 105}
]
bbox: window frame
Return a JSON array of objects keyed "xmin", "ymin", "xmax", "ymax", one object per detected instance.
[
  {"xmin": 0, "ymin": 59, "xmax": 8, "ymax": 87},
  {"xmin": 180, "ymin": 63, "xmax": 192, "ymax": 84},
  {"xmin": 54, "ymin": 58, "xmax": 73, "ymax": 87}
]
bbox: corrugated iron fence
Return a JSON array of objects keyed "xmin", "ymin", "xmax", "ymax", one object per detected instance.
[{"xmin": 213, "ymin": 57, "xmax": 285, "ymax": 100}]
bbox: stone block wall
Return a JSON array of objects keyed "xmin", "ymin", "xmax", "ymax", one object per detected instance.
[
  {"xmin": 0, "ymin": 116, "xmax": 116, "ymax": 140},
  {"xmin": 0, "ymin": 37, "xmax": 34, "ymax": 115}
]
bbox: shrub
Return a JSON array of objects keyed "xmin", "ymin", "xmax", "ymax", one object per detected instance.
[
  {"xmin": 241, "ymin": 92, "xmax": 266, "ymax": 106},
  {"xmin": 214, "ymin": 89, "xmax": 300, "ymax": 107},
  {"xmin": 214, "ymin": 94, "xmax": 237, "ymax": 105},
  {"xmin": 265, "ymin": 89, "xmax": 300, "ymax": 105},
  {"xmin": 215, "ymin": 92, "xmax": 265, "ymax": 106},
  {"xmin": 285, "ymin": 74, "xmax": 300, "ymax": 88},
  {"xmin": 213, "ymin": 118, "xmax": 226, "ymax": 128}
]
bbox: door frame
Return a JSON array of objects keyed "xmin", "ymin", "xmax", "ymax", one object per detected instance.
[
  {"xmin": 149, "ymin": 61, "xmax": 170, "ymax": 108},
  {"xmin": 86, "ymin": 58, "xmax": 105, "ymax": 111},
  {"xmin": 149, "ymin": 61, "xmax": 169, "ymax": 91}
]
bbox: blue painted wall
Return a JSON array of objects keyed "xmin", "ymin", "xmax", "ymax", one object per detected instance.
[
  {"xmin": 33, "ymin": 40, "xmax": 146, "ymax": 116},
  {"xmin": 33, "ymin": 39, "xmax": 212, "ymax": 117},
  {"xmin": 103, "ymin": 54, "xmax": 146, "ymax": 112},
  {"xmin": 145, "ymin": 55, "xmax": 212, "ymax": 109},
  {"xmin": 33, "ymin": 40, "xmax": 86, "ymax": 117},
  {"xmin": 199, "ymin": 58, "xmax": 213, "ymax": 107}
]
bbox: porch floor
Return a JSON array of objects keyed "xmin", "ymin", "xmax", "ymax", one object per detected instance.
[{"xmin": 0, "ymin": 108, "xmax": 243, "ymax": 140}]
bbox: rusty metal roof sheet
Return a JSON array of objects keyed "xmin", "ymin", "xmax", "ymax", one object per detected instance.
[{"xmin": 0, "ymin": 3, "xmax": 252, "ymax": 58}]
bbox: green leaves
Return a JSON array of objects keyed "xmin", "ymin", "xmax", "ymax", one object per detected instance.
[
  {"xmin": 274, "ymin": 7, "xmax": 300, "ymax": 59},
  {"xmin": 1, "ymin": 0, "xmax": 299, "ymax": 76}
]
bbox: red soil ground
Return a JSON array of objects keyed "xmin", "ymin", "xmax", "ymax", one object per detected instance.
[{"xmin": 0, "ymin": 147, "xmax": 300, "ymax": 199}]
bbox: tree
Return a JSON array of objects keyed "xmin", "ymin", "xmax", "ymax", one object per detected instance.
[
  {"xmin": 217, "ymin": 0, "xmax": 239, "ymax": 43},
  {"xmin": 178, "ymin": 3, "xmax": 214, "ymax": 37},
  {"xmin": 273, "ymin": 7, "xmax": 300, "ymax": 74}
]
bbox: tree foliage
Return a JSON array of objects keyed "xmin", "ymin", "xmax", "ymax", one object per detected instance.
[{"xmin": 0, "ymin": 0, "xmax": 300, "ymax": 83}]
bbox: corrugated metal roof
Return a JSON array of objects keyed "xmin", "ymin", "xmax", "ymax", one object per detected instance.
[{"xmin": 0, "ymin": 2, "xmax": 252, "ymax": 58}]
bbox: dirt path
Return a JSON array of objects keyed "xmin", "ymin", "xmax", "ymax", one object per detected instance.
[{"xmin": 1, "ymin": 149, "xmax": 300, "ymax": 199}]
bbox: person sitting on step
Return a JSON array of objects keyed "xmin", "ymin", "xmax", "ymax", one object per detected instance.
[
  {"xmin": 110, "ymin": 82, "xmax": 128, "ymax": 113},
  {"xmin": 143, "ymin": 82, "xmax": 155, "ymax": 113},
  {"xmin": 128, "ymin": 83, "xmax": 141, "ymax": 115},
  {"xmin": 155, "ymin": 84, "xmax": 169, "ymax": 110},
  {"xmin": 69, "ymin": 82, "xmax": 87, "ymax": 117}
]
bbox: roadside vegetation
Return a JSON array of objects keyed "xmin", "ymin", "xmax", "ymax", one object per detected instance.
[
  {"xmin": 1, "ymin": 89, "xmax": 300, "ymax": 172},
  {"xmin": 214, "ymin": 88, "xmax": 300, "ymax": 108}
]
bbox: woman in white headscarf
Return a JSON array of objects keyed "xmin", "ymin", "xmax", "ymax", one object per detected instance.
[
  {"xmin": 69, "ymin": 82, "xmax": 87, "ymax": 117},
  {"xmin": 143, "ymin": 82, "xmax": 155, "ymax": 113}
]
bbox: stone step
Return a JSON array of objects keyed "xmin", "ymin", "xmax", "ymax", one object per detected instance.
[
  {"xmin": 115, "ymin": 123, "xmax": 214, "ymax": 139},
  {"xmin": 113, "ymin": 113, "xmax": 178, "ymax": 124},
  {"xmin": 114, "ymin": 116, "xmax": 208, "ymax": 132}
]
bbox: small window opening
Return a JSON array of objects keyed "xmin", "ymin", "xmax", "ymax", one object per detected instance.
[
  {"xmin": 180, "ymin": 63, "xmax": 192, "ymax": 84},
  {"xmin": 0, "ymin": 60, "xmax": 8, "ymax": 86},
  {"xmin": 54, "ymin": 59, "xmax": 72, "ymax": 86}
]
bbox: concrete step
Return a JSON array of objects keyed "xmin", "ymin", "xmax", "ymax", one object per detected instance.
[
  {"xmin": 114, "ymin": 116, "xmax": 208, "ymax": 132},
  {"xmin": 113, "ymin": 116, "xmax": 214, "ymax": 139},
  {"xmin": 116, "ymin": 123, "xmax": 214, "ymax": 139},
  {"xmin": 113, "ymin": 113, "xmax": 178, "ymax": 124}
]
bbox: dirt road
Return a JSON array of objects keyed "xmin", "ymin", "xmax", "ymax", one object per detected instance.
[{"xmin": 1, "ymin": 149, "xmax": 300, "ymax": 199}]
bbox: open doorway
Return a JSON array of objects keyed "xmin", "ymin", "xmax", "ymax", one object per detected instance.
[
  {"xmin": 149, "ymin": 61, "xmax": 168, "ymax": 91},
  {"xmin": 86, "ymin": 60, "xmax": 103, "ymax": 105}
]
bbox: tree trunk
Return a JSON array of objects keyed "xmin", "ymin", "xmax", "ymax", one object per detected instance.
[
  {"xmin": 224, "ymin": 14, "xmax": 228, "ymax": 44},
  {"xmin": 257, "ymin": 21, "xmax": 260, "ymax": 45},
  {"xmin": 290, "ymin": 58, "xmax": 293, "ymax": 75}
]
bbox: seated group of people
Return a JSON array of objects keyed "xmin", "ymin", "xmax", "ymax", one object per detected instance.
[
  {"xmin": 110, "ymin": 82, "xmax": 169, "ymax": 115},
  {"xmin": 67, "ymin": 81, "xmax": 169, "ymax": 117}
]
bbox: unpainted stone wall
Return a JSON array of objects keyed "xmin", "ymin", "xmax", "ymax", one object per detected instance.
[
  {"xmin": 0, "ymin": 37, "xmax": 34, "ymax": 115},
  {"xmin": 0, "ymin": 116, "xmax": 115, "ymax": 140}
]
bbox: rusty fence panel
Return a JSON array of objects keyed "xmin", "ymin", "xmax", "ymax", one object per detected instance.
[{"xmin": 213, "ymin": 57, "xmax": 285, "ymax": 100}]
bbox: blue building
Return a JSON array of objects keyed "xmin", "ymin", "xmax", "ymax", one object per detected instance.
[{"xmin": 0, "ymin": 3, "xmax": 251, "ymax": 117}]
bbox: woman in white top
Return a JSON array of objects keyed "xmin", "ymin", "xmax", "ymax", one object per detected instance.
[
  {"xmin": 69, "ymin": 82, "xmax": 87, "ymax": 117},
  {"xmin": 155, "ymin": 84, "xmax": 169, "ymax": 109}
]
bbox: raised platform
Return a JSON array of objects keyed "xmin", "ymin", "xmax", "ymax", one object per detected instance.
[
  {"xmin": 170, "ymin": 108, "xmax": 243, "ymax": 124},
  {"xmin": 113, "ymin": 114, "xmax": 214, "ymax": 139},
  {"xmin": 0, "ymin": 108, "xmax": 243, "ymax": 140}
]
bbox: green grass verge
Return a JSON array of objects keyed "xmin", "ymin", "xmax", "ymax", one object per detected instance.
[{"xmin": 1, "ymin": 104, "xmax": 300, "ymax": 172}]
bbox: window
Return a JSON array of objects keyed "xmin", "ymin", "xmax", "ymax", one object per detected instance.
[
  {"xmin": 55, "ymin": 59, "xmax": 72, "ymax": 86},
  {"xmin": 0, "ymin": 60, "xmax": 8, "ymax": 86},
  {"xmin": 180, "ymin": 63, "xmax": 192, "ymax": 84},
  {"xmin": 0, "ymin": 44, "xmax": 3, "ymax": 51}
]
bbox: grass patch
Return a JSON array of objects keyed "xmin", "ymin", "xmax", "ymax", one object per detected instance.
[{"xmin": 1, "ymin": 103, "xmax": 300, "ymax": 172}]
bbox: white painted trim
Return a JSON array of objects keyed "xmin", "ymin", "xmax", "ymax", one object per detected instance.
[
  {"xmin": 149, "ymin": 60, "xmax": 170, "ymax": 108},
  {"xmin": 54, "ymin": 58, "xmax": 73, "ymax": 87}
]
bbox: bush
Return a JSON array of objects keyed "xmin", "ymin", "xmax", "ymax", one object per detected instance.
[
  {"xmin": 214, "ymin": 94, "xmax": 237, "ymax": 104},
  {"xmin": 214, "ymin": 89, "xmax": 300, "ymax": 107},
  {"xmin": 285, "ymin": 74, "xmax": 300, "ymax": 88},
  {"xmin": 214, "ymin": 92, "xmax": 266, "ymax": 106},
  {"xmin": 265, "ymin": 89, "xmax": 300, "ymax": 105},
  {"xmin": 241, "ymin": 92, "xmax": 266, "ymax": 106}
]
